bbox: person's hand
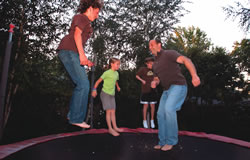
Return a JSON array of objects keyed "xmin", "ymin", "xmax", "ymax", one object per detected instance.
[
  {"xmin": 117, "ymin": 87, "xmax": 121, "ymax": 92},
  {"xmin": 79, "ymin": 54, "xmax": 88, "ymax": 66},
  {"xmin": 92, "ymin": 90, "xmax": 97, "ymax": 98},
  {"xmin": 192, "ymin": 75, "xmax": 201, "ymax": 87},
  {"xmin": 151, "ymin": 81, "xmax": 157, "ymax": 88},
  {"xmin": 142, "ymin": 80, "xmax": 146, "ymax": 85}
]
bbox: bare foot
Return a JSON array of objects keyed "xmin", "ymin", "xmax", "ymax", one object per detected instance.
[
  {"xmin": 114, "ymin": 128, "xmax": 123, "ymax": 132},
  {"xmin": 154, "ymin": 145, "xmax": 162, "ymax": 150},
  {"xmin": 72, "ymin": 122, "xmax": 90, "ymax": 128},
  {"xmin": 161, "ymin": 144, "xmax": 173, "ymax": 151},
  {"xmin": 108, "ymin": 129, "xmax": 120, "ymax": 136},
  {"xmin": 81, "ymin": 122, "xmax": 91, "ymax": 128}
]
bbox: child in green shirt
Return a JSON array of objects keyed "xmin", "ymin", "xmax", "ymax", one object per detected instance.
[{"xmin": 92, "ymin": 58, "xmax": 123, "ymax": 136}]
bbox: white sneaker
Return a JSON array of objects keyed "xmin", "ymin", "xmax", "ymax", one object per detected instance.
[
  {"xmin": 151, "ymin": 120, "xmax": 155, "ymax": 128},
  {"xmin": 143, "ymin": 120, "xmax": 148, "ymax": 128}
]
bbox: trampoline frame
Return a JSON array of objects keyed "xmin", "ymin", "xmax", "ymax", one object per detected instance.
[{"xmin": 0, "ymin": 128, "xmax": 249, "ymax": 159}]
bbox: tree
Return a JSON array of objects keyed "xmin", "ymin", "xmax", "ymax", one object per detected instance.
[
  {"xmin": 91, "ymin": 0, "xmax": 187, "ymax": 69},
  {"xmin": 0, "ymin": 0, "xmax": 77, "ymax": 130},
  {"xmin": 223, "ymin": 1, "xmax": 250, "ymax": 32},
  {"xmin": 201, "ymin": 47, "xmax": 242, "ymax": 104},
  {"xmin": 166, "ymin": 26, "xmax": 212, "ymax": 55},
  {"xmin": 231, "ymin": 39, "xmax": 250, "ymax": 73},
  {"xmin": 231, "ymin": 39, "xmax": 250, "ymax": 99},
  {"xmin": 165, "ymin": 26, "xmax": 243, "ymax": 105}
]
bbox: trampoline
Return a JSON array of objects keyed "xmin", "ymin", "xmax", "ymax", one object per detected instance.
[{"xmin": 0, "ymin": 128, "xmax": 249, "ymax": 160}]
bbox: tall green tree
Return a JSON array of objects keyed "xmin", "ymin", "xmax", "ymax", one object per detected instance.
[
  {"xmin": 231, "ymin": 39, "xmax": 250, "ymax": 99},
  {"xmin": 165, "ymin": 26, "xmax": 243, "ymax": 105},
  {"xmin": 166, "ymin": 26, "xmax": 212, "ymax": 55},
  {"xmin": 0, "ymin": 0, "xmax": 77, "ymax": 129},
  {"xmin": 200, "ymin": 47, "xmax": 241, "ymax": 105},
  {"xmin": 231, "ymin": 39, "xmax": 250, "ymax": 73}
]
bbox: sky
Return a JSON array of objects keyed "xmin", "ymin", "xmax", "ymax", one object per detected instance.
[{"xmin": 175, "ymin": 0, "xmax": 249, "ymax": 52}]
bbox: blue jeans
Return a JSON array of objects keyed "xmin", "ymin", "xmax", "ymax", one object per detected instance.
[
  {"xmin": 157, "ymin": 85, "xmax": 187, "ymax": 146},
  {"xmin": 58, "ymin": 50, "xmax": 90, "ymax": 124}
]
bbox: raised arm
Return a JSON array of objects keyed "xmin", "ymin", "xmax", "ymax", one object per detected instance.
[{"xmin": 176, "ymin": 56, "xmax": 200, "ymax": 87}]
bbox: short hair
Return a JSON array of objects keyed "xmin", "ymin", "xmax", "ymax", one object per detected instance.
[
  {"xmin": 144, "ymin": 57, "xmax": 155, "ymax": 63},
  {"xmin": 77, "ymin": 0, "xmax": 103, "ymax": 14},
  {"xmin": 154, "ymin": 37, "xmax": 162, "ymax": 44}
]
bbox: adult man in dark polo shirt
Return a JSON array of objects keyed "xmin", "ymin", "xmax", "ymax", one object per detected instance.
[{"xmin": 149, "ymin": 39, "xmax": 200, "ymax": 151}]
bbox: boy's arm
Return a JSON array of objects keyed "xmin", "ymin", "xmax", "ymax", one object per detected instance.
[
  {"xmin": 92, "ymin": 78, "xmax": 103, "ymax": 98},
  {"xmin": 136, "ymin": 75, "xmax": 146, "ymax": 85},
  {"xmin": 116, "ymin": 82, "xmax": 121, "ymax": 92}
]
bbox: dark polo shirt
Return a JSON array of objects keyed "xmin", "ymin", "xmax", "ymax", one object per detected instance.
[
  {"xmin": 152, "ymin": 50, "xmax": 187, "ymax": 90},
  {"xmin": 57, "ymin": 14, "xmax": 93, "ymax": 53}
]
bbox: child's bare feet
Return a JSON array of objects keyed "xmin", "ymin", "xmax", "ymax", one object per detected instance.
[
  {"xmin": 161, "ymin": 144, "xmax": 173, "ymax": 151},
  {"xmin": 108, "ymin": 129, "xmax": 120, "ymax": 136},
  {"xmin": 154, "ymin": 145, "xmax": 162, "ymax": 150},
  {"xmin": 72, "ymin": 122, "xmax": 90, "ymax": 128},
  {"xmin": 114, "ymin": 127, "xmax": 123, "ymax": 132}
]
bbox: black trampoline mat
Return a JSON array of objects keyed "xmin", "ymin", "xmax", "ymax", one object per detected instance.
[{"xmin": 3, "ymin": 132, "xmax": 250, "ymax": 160}]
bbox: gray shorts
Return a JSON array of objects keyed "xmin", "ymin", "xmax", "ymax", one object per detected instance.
[{"xmin": 100, "ymin": 91, "xmax": 116, "ymax": 110}]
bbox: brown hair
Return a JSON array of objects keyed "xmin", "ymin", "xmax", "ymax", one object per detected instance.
[
  {"xmin": 108, "ymin": 58, "xmax": 120, "ymax": 69},
  {"xmin": 144, "ymin": 57, "xmax": 155, "ymax": 63},
  {"xmin": 77, "ymin": 0, "xmax": 103, "ymax": 14},
  {"xmin": 154, "ymin": 37, "xmax": 162, "ymax": 44}
]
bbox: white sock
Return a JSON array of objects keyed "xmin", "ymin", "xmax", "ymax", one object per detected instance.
[
  {"xmin": 143, "ymin": 120, "xmax": 148, "ymax": 128},
  {"xmin": 151, "ymin": 120, "xmax": 155, "ymax": 128}
]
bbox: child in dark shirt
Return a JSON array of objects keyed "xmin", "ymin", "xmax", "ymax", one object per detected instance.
[{"xmin": 136, "ymin": 57, "xmax": 157, "ymax": 128}]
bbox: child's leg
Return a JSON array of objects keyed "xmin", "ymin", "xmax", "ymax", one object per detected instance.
[
  {"xmin": 150, "ymin": 103, "xmax": 156, "ymax": 128},
  {"xmin": 106, "ymin": 109, "xmax": 119, "ymax": 136},
  {"xmin": 142, "ymin": 104, "xmax": 149, "ymax": 128},
  {"xmin": 106, "ymin": 110, "xmax": 112, "ymax": 130},
  {"xmin": 150, "ymin": 103, "xmax": 155, "ymax": 120},
  {"xmin": 143, "ymin": 104, "xmax": 149, "ymax": 120},
  {"xmin": 110, "ymin": 109, "xmax": 123, "ymax": 132}
]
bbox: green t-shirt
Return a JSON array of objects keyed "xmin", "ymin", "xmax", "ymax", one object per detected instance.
[{"xmin": 101, "ymin": 69, "xmax": 119, "ymax": 96}]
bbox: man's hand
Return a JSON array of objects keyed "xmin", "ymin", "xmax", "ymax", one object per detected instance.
[{"xmin": 192, "ymin": 75, "xmax": 201, "ymax": 87}]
